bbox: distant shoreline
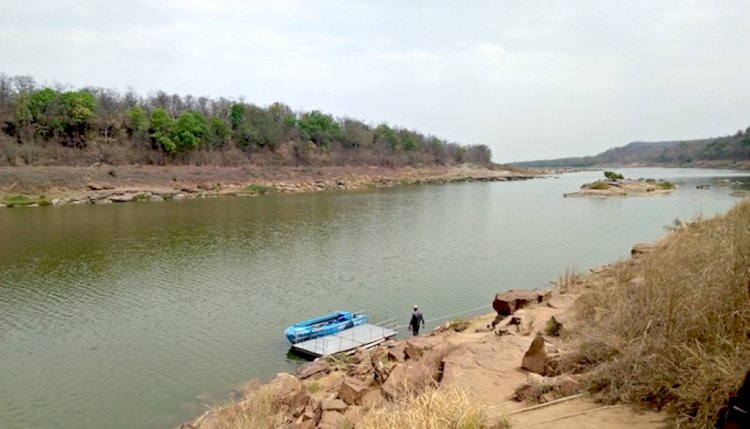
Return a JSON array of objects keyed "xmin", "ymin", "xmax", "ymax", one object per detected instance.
[{"xmin": 0, "ymin": 164, "xmax": 536, "ymax": 208}]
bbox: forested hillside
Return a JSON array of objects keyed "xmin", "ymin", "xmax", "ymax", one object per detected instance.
[
  {"xmin": 513, "ymin": 129, "xmax": 750, "ymax": 168},
  {"xmin": 0, "ymin": 74, "xmax": 491, "ymax": 167}
]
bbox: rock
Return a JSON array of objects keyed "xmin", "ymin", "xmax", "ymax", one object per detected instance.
[
  {"xmin": 513, "ymin": 373, "xmax": 546, "ymax": 401},
  {"xmin": 298, "ymin": 360, "xmax": 330, "ymax": 379},
  {"xmin": 338, "ymin": 377, "xmax": 369, "ymax": 405},
  {"xmin": 494, "ymin": 315, "xmax": 522, "ymax": 335},
  {"xmin": 94, "ymin": 198, "xmax": 112, "ymax": 205},
  {"xmin": 387, "ymin": 344, "xmax": 406, "ymax": 362},
  {"xmin": 150, "ymin": 195, "xmax": 164, "ymax": 202},
  {"xmin": 271, "ymin": 373, "xmax": 304, "ymax": 405},
  {"xmin": 360, "ymin": 389, "xmax": 384, "ymax": 410},
  {"xmin": 493, "ymin": 289, "xmax": 546, "ymax": 316},
  {"xmin": 173, "ymin": 194, "xmax": 186, "ymax": 200},
  {"xmin": 320, "ymin": 398, "xmax": 347, "ymax": 411},
  {"xmin": 318, "ymin": 411, "xmax": 346, "ymax": 429},
  {"xmin": 296, "ymin": 420, "xmax": 315, "ymax": 429},
  {"xmin": 87, "ymin": 183, "xmax": 114, "ymax": 191},
  {"xmin": 381, "ymin": 364, "xmax": 408, "ymax": 399},
  {"xmin": 521, "ymin": 335, "xmax": 548, "ymax": 375},
  {"xmin": 631, "ymin": 243, "xmax": 656, "ymax": 257},
  {"xmin": 404, "ymin": 340, "xmax": 428, "ymax": 360},
  {"xmin": 556, "ymin": 375, "xmax": 581, "ymax": 396},
  {"xmin": 110, "ymin": 193, "xmax": 135, "ymax": 203},
  {"xmin": 513, "ymin": 373, "xmax": 580, "ymax": 402},
  {"xmin": 51, "ymin": 198, "xmax": 62, "ymax": 205}
]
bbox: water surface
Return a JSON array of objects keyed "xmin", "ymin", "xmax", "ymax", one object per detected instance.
[{"xmin": 0, "ymin": 167, "xmax": 748, "ymax": 428}]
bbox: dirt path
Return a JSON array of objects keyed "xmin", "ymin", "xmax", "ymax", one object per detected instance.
[{"xmin": 434, "ymin": 291, "xmax": 666, "ymax": 428}]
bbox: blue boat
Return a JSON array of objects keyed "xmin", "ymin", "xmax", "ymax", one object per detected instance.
[{"xmin": 285, "ymin": 311, "xmax": 368, "ymax": 344}]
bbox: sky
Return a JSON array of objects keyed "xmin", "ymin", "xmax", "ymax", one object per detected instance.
[{"xmin": 1, "ymin": 0, "xmax": 749, "ymax": 163}]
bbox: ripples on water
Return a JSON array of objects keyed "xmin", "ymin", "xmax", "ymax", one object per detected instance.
[{"xmin": 0, "ymin": 168, "xmax": 748, "ymax": 428}]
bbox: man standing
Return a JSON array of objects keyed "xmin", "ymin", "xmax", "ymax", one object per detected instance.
[{"xmin": 408, "ymin": 305, "xmax": 425, "ymax": 336}]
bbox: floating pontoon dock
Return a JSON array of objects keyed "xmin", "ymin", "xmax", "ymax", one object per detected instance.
[{"xmin": 291, "ymin": 323, "xmax": 397, "ymax": 358}]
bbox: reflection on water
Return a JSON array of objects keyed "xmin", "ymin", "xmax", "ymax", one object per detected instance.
[{"xmin": 0, "ymin": 167, "xmax": 748, "ymax": 429}]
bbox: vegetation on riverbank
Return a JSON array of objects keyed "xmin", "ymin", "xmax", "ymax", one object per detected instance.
[
  {"xmin": 0, "ymin": 74, "xmax": 491, "ymax": 167},
  {"xmin": 571, "ymin": 200, "xmax": 750, "ymax": 427}
]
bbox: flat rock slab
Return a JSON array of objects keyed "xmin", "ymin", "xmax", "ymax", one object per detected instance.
[{"xmin": 441, "ymin": 336, "xmax": 532, "ymax": 403}]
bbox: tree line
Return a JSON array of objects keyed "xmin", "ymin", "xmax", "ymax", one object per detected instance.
[{"xmin": 0, "ymin": 74, "xmax": 492, "ymax": 166}]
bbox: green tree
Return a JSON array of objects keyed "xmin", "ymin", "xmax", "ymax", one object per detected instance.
[
  {"xmin": 230, "ymin": 103, "xmax": 245, "ymax": 130},
  {"xmin": 374, "ymin": 124, "xmax": 399, "ymax": 151},
  {"xmin": 150, "ymin": 108, "xmax": 175, "ymax": 152},
  {"xmin": 59, "ymin": 90, "xmax": 96, "ymax": 143},
  {"xmin": 27, "ymin": 88, "xmax": 59, "ymax": 138},
  {"xmin": 126, "ymin": 107, "xmax": 148, "ymax": 134},
  {"xmin": 171, "ymin": 111, "xmax": 208, "ymax": 151},
  {"xmin": 208, "ymin": 116, "xmax": 231, "ymax": 148},
  {"xmin": 297, "ymin": 110, "xmax": 341, "ymax": 147}
]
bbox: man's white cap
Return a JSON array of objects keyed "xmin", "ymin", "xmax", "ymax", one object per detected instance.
[{"xmin": 414, "ymin": 305, "xmax": 418, "ymax": 309}]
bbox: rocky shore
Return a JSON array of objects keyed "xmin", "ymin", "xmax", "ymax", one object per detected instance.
[
  {"xmin": 564, "ymin": 177, "xmax": 675, "ymax": 197},
  {"xmin": 180, "ymin": 244, "xmax": 668, "ymax": 429},
  {"xmin": 0, "ymin": 164, "xmax": 534, "ymax": 208}
]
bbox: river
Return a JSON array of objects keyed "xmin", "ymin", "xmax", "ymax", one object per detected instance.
[{"xmin": 0, "ymin": 167, "xmax": 748, "ymax": 429}]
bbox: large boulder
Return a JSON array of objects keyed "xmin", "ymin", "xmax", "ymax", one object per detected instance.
[
  {"xmin": 298, "ymin": 360, "xmax": 330, "ymax": 379},
  {"xmin": 493, "ymin": 290, "xmax": 546, "ymax": 316},
  {"xmin": 317, "ymin": 411, "xmax": 346, "ymax": 429},
  {"xmin": 387, "ymin": 344, "xmax": 406, "ymax": 362},
  {"xmin": 320, "ymin": 398, "xmax": 347, "ymax": 412},
  {"xmin": 338, "ymin": 377, "xmax": 369, "ymax": 405},
  {"xmin": 521, "ymin": 335, "xmax": 548, "ymax": 375},
  {"xmin": 270, "ymin": 373, "xmax": 309, "ymax": 415}
]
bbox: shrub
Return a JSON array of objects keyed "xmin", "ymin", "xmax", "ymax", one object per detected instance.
[
  {"xmin": 3, "ymin": 194, "xmax": 50, "ymax": 207},
  {"xmin": 659, "ymin": 180, "xmax": 675, "ymax": 190},
  {"xmin": 603, "ymin": 171, "xmax": 624, "ymax": 180},
  {"xmin": 590, "ymin": 180, "xmax": 609, "ymax": 190}
]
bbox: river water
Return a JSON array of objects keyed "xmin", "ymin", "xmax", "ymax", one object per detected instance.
[{"xmin": 0, "ymin": 168, "xmax": 748, "ymax": 429}]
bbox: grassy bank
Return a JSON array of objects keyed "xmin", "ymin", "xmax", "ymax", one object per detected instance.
[{"xmin": 572, "ymin": 200, "xmax": 750, "ymax": 427}]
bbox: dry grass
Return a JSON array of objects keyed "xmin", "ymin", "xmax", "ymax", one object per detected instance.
[
  {"xmin": 572, "ymin": 201, "xmax": 750, "ymax": 427},
  {"xmin": 200, "ymin": 385, "xmax": 285, "ymax": 429},
  {"xmin": 557, "ymin": 268, "xmax": 582, "ymax": 293},
  {"xmin": 358, "ymin": 387, "xmax": 504, "ymax": 429}
]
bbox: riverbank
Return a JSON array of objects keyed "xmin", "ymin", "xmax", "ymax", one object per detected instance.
[
  {"xmin": 180, "ymin": 261, "xmax": 665, "ymax": 428},
  {"xmin": 0, "ymin": 164, "xmax": 534, "ymax": 207},
  {"xmin": 182, "ymin": 200, "xmax": 750, "ymax": 429}
]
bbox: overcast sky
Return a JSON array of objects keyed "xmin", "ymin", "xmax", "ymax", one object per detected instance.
[{"xmin": 2, "ymin": 0, "xmax": 749, "ymax": 162}]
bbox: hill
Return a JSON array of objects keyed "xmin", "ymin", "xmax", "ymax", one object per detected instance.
[{"xmin": 512, "ymin": 129, "xmax": 750, "ymax": 168}]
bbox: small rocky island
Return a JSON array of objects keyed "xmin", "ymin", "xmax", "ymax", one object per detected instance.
[{"xmin": 564, "ymin": 171, "xmax": 675, "ymax": 197}]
